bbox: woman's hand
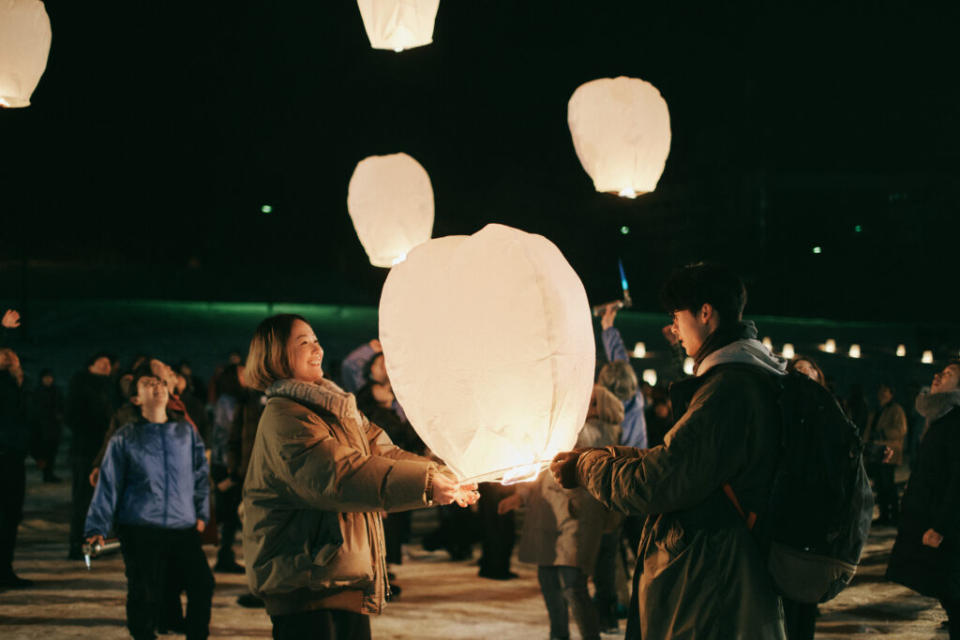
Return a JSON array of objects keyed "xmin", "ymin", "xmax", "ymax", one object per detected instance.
[
  {"xmin": 551, "ymin": 450, "xmax": 583, "ymax": 489},
  {"xmin": 922, "ymin": 528, "xmax": 943, "ymax": 548},
  {"xmin": 432, "ymin": 473, "xmax": 479, "ymax": 507},
  {"xmin": 497, "ymin": 493, "xmax": 523, "ymax": 515},
  {"xmin": 2, "ymin": 309, "xmax": 20, "ymax": 329}
]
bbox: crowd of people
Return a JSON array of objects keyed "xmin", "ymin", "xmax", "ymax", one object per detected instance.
[{"xmin": 0, "ymin": 262, "xmax": 958, "ymax": 640}]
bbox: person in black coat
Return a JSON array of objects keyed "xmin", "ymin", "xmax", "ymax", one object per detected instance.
[
  {"xmin": 0, "ymin": 348, "xmax": 31, "ymax": 588},
  {"xmin": 29, "ymin": 369, "xmax": 65, "ymax": 483},
  {"xmin": 65, "ymin": 353, "xmax": 117, "ymax": 560},
  {"xmin": 887, "ymin": 360, "xmax": 960, "ymax": 638}
]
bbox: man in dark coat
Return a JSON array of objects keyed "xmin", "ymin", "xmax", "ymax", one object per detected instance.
[
  {"xmin": 65, "ymin": 353, "xmax": 116, "ymax": 560},
  {"xmin": 887, "ymin": 360, "xmax": 960, "ymax": 638},
  {"xmin": 29, "ymin": 369, "xmax": 65, "ymax": 483},
  {"xmin": 552, "ymin": 263, "xmax": 787, "ymax": 640}
]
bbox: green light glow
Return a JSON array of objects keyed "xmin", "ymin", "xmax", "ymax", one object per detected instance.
[
  {"xmin": 854, "ymin": 225, "xmax": 862, "ymax": 233},
  {"xmin": 812, "ymin": 246, "xmax": 822, "ymax": 254},
  {"xmin": 620, "ymin": 226, "xmax": 630, "ymax": 235},
  {"xmin": 261, "ymin": 204, "xmax": 273, "ymax": 214}
]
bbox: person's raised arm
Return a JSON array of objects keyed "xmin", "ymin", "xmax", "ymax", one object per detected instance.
[{"xmin": 600, "ymin": 307, "xmax": 629, "ymax": 363}]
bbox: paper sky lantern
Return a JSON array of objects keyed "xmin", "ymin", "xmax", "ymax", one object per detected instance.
[
  {"xmin": 379, "ymin": 223, "xmax": 595, "ymax": 483},
  {"xmin": 356, "ymin": 0, "xmax": 439, "ymax": 52},
  {"xmin": 567, "ymin": 76, "xmax": 671, "ymax": 198},
  {"xmin": 347, "ymin": 152, "xmax": 434, "ymax": 268},
  {"xmin": 642, "ymin": 369, "xmax": 657, "ymax": 387},
  {"xmin": 848, "ymin": 344, "xmax": 861, "ymax": 359},
  {"xmin": 823, "ymin": 339, "xmax": 837, "ymax": 354},
  {"xmin": 632, "ymin": 342, "xmax": 646, "ymax": 358},
  {"xmin": 896, "ymin": 344, "xmax": 906, "ymax": 357},
  {"xmin": 921, "ymin": 350, "xmax": 934, "ymax": 364},
  {"xmin": 0, "ymin": 0, "xmax": 51, "ymax": 108},
  {"xmin": 782, "ymin": 343, "xmax": 795, "ymax": 360}
]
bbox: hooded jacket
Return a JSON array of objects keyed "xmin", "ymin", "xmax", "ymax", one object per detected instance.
[
  {"xmin": 242, "ymin": 378, "xmax": 436, "ymax": 617},
  {"xmin": 575, "ymin": 325, "xmax": 787, "ymax": 640},
  {"xmin": 84, "ymin": 419, "xmax": 210, "ymax": 537}
]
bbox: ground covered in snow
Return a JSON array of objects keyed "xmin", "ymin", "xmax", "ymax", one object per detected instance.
[{"xmin": 0, "ymin": 462, "xmax": 949, "ymax": 639}]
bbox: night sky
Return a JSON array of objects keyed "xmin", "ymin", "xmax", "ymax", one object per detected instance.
[{"xmin": 2, "ymin": 1, "xmax": 958, "ymax": 322}]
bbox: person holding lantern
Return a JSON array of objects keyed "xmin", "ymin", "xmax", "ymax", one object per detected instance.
[
  {"xmin": 551, "ymin": 263, "xmax": 787, "ymax": 640},
  {"xmin": 241, "ymin": 314, "xmax": 478, "ymax": 640}
]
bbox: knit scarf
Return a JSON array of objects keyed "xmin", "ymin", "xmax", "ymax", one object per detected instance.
[{"xmin": 265, "ymin": 378, "xmax": 363, "ymax": 426}]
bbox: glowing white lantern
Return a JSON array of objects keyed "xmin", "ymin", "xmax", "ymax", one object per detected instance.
[
  {"xmin": 782, "ymin": 343, "xmax": 795, "ymax": 360},
  {"xmin": 0, "ymin": 0, "xmax": 51, "ymax": 108},
  {"xmin": 683, "ymin": 357, "xmax": 695, "ymax": 376},
  {"xmin": 379, "ymin": 223, "xmax": 595, "ymax": 483},
  {"xmin": 632, "ymin": 342, "xmax": 646, "ymax": 358},
  {"xmin": 568, "ymin": 76, "xmax": 671, "ymax": 198},
  {"xmin": 922, "ymin": 350, "xmax": 934, "ymax": 364},
  {"xmin": 762, "ymin": 337, "xmax": 773, "ymax": 351},
  {"xmin": 347, "ymin": 153, "xmax": 434, "ymax": 268},
  {"xmin": 356, "ymin": 0, "xmax": 439, "ymax": 52},
  {"xmin": 848, "ymin": 344, "xmax": 861, "ymax": 359},
  {"xmin": 823, "ymin": 339, "xmax": 837, "ymax": 354},
  {"xmin": 642, "ymin": 369, "xmax": 657, "ymax": 387},
  {"xmin": 896, "ymin": 344, "xmax": 906, "ymax": 357}
]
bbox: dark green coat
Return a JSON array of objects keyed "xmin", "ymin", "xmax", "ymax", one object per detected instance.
[{"xmin": 576, "ymin": 363, "xmax": 786, "ymax": 640}]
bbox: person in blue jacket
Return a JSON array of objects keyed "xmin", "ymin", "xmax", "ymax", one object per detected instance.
[
  {"xmin": 85, "ymin": 369, "xmax": 214, "ymax": 640},
  {"xmin": 599, "ymin": 306, "xmax": 647, "ymax": 449}
]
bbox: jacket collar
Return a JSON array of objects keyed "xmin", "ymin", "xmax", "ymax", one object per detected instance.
[{"xmin": 266, "ymin": 378, "xmax": 362, "ymax": 425}]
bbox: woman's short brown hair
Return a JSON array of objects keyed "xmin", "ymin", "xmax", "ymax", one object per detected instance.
[{"xmin": 244, "ymin": 314, "xmax": 307, "ymax": 391}]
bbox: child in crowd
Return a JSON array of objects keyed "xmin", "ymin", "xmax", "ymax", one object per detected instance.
[{"xmin": 85, "ymin": 370, "xmax": 214, "ymax": 640}]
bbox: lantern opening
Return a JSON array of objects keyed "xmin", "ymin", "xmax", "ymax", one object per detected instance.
[
  {"xmin": 618, "ymin": 187, "xmax": 638, "ymax": 199},
  {"xmin": 390, "ymin": 252, "xmax": 408, "ymax": 266}
]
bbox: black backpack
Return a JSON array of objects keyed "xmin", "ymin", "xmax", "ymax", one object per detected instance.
[{"xmin": 725, "ymin": 370, "xmax": 874, "ymax": 603}]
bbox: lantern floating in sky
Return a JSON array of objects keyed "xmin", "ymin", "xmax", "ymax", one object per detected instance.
[
  {"xmin": 642, "ymin": 369, "xmax": 657, "ymax": 387},
  {"xmin": 823, "ymin": 339, "xmax": 837, "ymax": 354},
  {"xmin": 567, "ymin": 76, "xmax": 671, "ymax": 198},
  {"xmin": 379, "ymin": 223, "xmax": 595, "ymax": 484},
  {"xmin": 683, "ymin": 357, "xmax": 695, "ymax": 376},
  {"xmin": 356, "ymin": 0, "xmax": 440, "ymax": 52},
  {"xmin": 782, "ymin": 343, "xmax": 795, "ymax": 360},
  {"xmin": 632, "ymin": 342, "xmax": 646, "ymax": 358},
  {"xmin": 0, "ymin": 0, "xmax": 51, "ymax": 108},
  {"xmin": 896, "ymin": 344, "xmax": 906, "ymax": 357},
  {"xmin": 922, "ymin": 350, "xmax": 934, "ymax": 364},
  {"xmin": 347, "ymin": 152, "xmax": 434, "ymax": 268},
  {"xmin": 848, "ymin": 344, "xmax": 861, "ymax": 359}
]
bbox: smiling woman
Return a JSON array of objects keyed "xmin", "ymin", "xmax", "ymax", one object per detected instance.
[{"xmin": 240, "ymin": 313, "xmax": 479, "ymax": 640}]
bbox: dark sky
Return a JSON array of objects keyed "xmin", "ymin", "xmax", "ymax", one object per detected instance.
[{"xmin": 2, "ymin": 0, "xmax": 958, "ymax": 322}]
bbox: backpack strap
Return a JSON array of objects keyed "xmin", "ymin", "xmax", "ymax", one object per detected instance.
[{"xmin": 722, "ymin": 483, "xmax": 757, "ymax": 531}]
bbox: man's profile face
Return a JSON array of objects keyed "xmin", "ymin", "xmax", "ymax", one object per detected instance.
[
  {"xmin": 89, "ymin": 357, "xmax": 111, "ymax": 376},
  {"xmin": 931, "ymin": 364, "xmax": 960, "ymax": 394},
  {"xmin": 671, "ymin": 308, "xmax": 711, "ymax": 357}
]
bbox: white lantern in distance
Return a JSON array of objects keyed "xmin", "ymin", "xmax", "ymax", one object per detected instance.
[
  {"xmin": 782, "ymin": 343, "xmax": 795, "ymax": 360},
  {"xmin": 762, "ymin": 337, "xmax": 773, "ymax": 351},
  {"xmin": 641, "ymin": 369, "xmax": 657, "ymax": 387},
  {"xmin": 0, "ymin": 0, "xmax": 51, "ymax": 108},
  {"xmin": 347, "ymin": 153, "xmax": 434, "ymax": 268},
  {"xmin": 823, "ymin": 339, "xmax": 837, "ymax": 354},
  {"xmin": 379, "ymin": 224, "xmax": 595, "ymax": 484},
  {"xmin": 848, "ymin": 344, "xmax": 861, "ymax": 359},
  {"xmin": 632, "ymin": 342, "xmax": 646, "ymax": 358},
  {"xmin": 896, "ymin": 344, "xmax": 906, "ymax": 357},
  {"xmin": 567, "ymin": 76, "xmax": 671, "ymax": 198},
  {"xmin": 356, "ymin": 0, "xmax": 440, "ymax": 52},
  {"xmin": 921, "ymin": 350, "xmax": 934, "ymax": 364}
]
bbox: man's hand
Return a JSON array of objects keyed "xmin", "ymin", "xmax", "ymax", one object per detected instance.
[
  {"xmin": 551, "ymin": 450, "xmax": 583, "ymax": 489},
  {"xmin": 2, "ymin": 309, "xmax": 20, "ymax": 329},
  {"xmin": 216, "ymin": 477, "xmax": 236, "ymax": 492},
  {"xmin": 431, "ymin": 473, "xmax": 480, "ymax": 507},
  {"xmin": 89, "ymin": 468, "xmax": 100, "ymax": 487},
  {"xmin": 196, "ymin": 520, "xmax": 206, "ymax": 533},
  {"xmin": 922, "ymin": 528, "xmax": 943, "ymax": 548},
  {"xmin": 497, "ymin": 493, "xmax": 523, "ymax": 515},
  {"xmin": 601, "ymin": 305, "xmax": 618, "ymax": 330},
  {"xmin": 86, "ymin": 534, "xmax": 105, "ymax": 548}
]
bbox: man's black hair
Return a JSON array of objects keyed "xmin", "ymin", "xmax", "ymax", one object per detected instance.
[
  {"xmin": 85, "ymin": 351, "xmax": 113, "ymax": 369},
  {"xmin": 659, "ymin": 263, "xmax": 747, "ymax": 326},
  {"xmin": 129, "ymin": 365, "xmax": 158, "ymax": 399}
]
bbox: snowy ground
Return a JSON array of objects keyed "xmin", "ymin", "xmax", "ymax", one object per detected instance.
[{"xmin": 0, "ymin": 462, "xmax": 948, "ymax": 640}]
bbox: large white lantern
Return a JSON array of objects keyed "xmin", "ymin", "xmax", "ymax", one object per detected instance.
[
  {"xmin": 0, "ymin": 0, "xmax": 51, "ymax": 108},
  {"xmin": 347, "ymin": 152, "xmax": 434, "ymax": 268},
  {"xmin": 356, "ymin": 0, "xmax": 440, "ymax": 52},
  {"xmin": 567, "ymin": 76, "xmax": 671, "ymax": 198},
  {"xmin": 379, "ymin": 224, "xmax": 595, "ymax": 483}
]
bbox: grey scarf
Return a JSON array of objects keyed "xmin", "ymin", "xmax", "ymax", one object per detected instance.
[
  {"xmin": 916, "ymin": 388, "xmax": 960, "ymax": 430},
  {"xmin": 266, "ymin": 378, "xmax": 363, "ymax": 425}
]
